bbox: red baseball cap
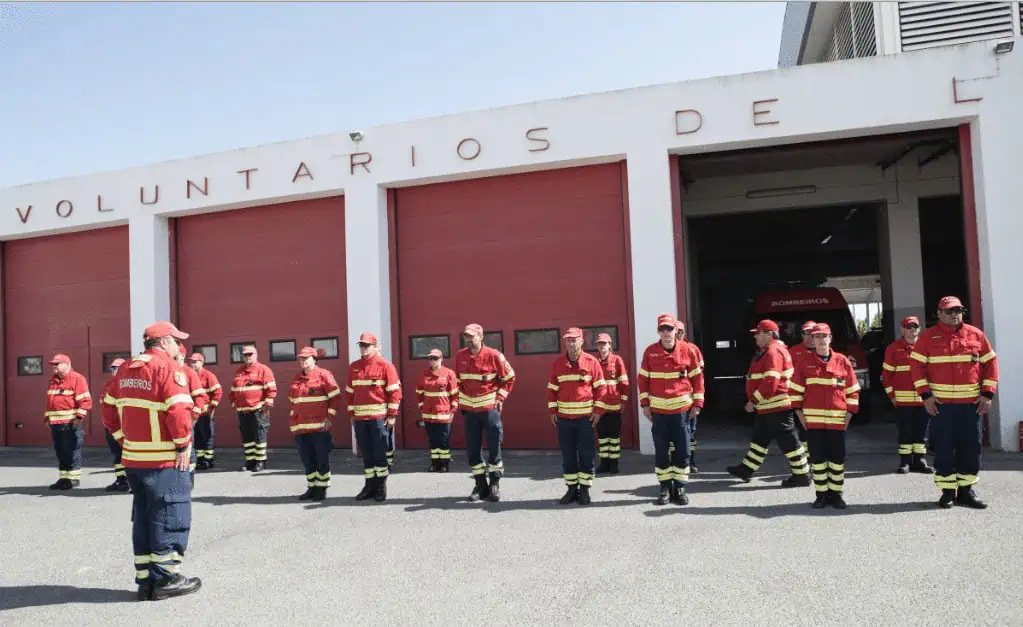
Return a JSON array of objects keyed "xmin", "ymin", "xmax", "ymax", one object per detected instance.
[
  {"xmin": 297, "ymin": 346, "xmax": 320, "ymax": 359},
  {"xmin": 901, "ymin": 316, "xmax": 920, "ymax": 328},
  {"xmin": 750, "ymin": 320, "xmax": 779, "ymax": 334},
  {"xmin": 109, "ymin": 357, "xmax": 126, "ymax": 369},
  {"xmin": 143, "ymin": 321, "xmax": 189, "ymax": 341},
  {"xmin": 357, "ymin": 332, "xmax": 378, "ymax": 345},
  {"xmin": 810, "ymin": 323, "xmax": 832, "ymax": 336},
  {"xmin": 675, "ymin": 320, "xmax": 685, "ymax": 330},
  {"xmin": 462, "ymin": 323, "xmax": 483, "ymax": 337},
  {"xmin": 801, "ymin": 320, "xmax": 817, "ymax": 332},
  {"xmin": 427, "ymin": 348, "xmax": 444, "ymax": 358},
  {"xmin": 657, "ymin": 313, "xmax": 676, "ymax": 329},
  {"xmin": 562, "ymin": 327, "xmax": 583, "ymax": 339},
  {"xmin": 938, "ymin": 296, "xmax": 964, "ymax": 310},
  {"xmin": 49, "ymin": 354, "xmax": 71, "ymax": 365},
  {"xmin": 595, "ymin": 333, "xmax": 613, "ymax": 345},
  {"xmin": 186, "ymin": 352, "xmax": 205, "ymax": 363}
]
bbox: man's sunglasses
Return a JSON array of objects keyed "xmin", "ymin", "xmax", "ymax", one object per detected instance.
[
  {"xmin": 428, "ymin": 356, "xmax": 441, "ymax": 361},
  {"xmin": 904, "ymin": 324, "xmax": 920, "ymax": 330},
  {"xmin": 658, "ymin": 326, "xmax": 675, "ymax": 333},
  {"xmin": 941, "ymin": 307, "xmax": 966, "ymax": 314}
]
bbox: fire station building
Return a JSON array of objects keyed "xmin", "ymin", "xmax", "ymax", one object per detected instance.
[{"xmin": 1, "ymin": 39, "xmax": 1020, "ymax": 454}]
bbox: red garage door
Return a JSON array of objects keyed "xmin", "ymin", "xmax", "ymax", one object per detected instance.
[
  {"xmin": 393, "ymin": 162, "xmax": 634, "ymax": 450},
  {"xmin": 4, "ymin": 227, "xmax": 131, "ymax": 446},
  {"xmin": 173, "ymin": 196, "xmax": 349, "ymax": 449}
]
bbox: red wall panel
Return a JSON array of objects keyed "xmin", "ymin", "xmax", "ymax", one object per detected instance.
[
  {"xmin": 394, "ymin": 163, "xmax": 634, "ymax": 450},
  {"xmin": 4, "ymin": 227, "xmax": 131, "ymax": 446},
  {"xmin": 175, "ymin": 197, "xmax": 349, "ymax": 449}
]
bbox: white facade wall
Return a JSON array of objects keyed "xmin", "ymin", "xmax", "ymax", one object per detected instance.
[{"xmin": 2, "ymin": 42, "xmax": 1021, "ymax": 451}]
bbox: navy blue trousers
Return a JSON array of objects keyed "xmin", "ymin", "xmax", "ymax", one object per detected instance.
[
  {"xmin": 651, "ymin": 412, "xmax": 689, "ymax": 485},
  {"xmin": 386, "ymin": 425, "xmax": 395, "ymax": 466},
  {"xmin": 425, "ymin": 422, "xmax": 453, "ymax": 460},
  {"xmin": 354, "ymin": 419, "xmax": 389, "ymax": 478},
  {"xmin": 126, "ymin": 468, "xmax": 192, "ymax": 586},
  {"xmin": 51, "ymin": 423, "xmax": 83, "ymax": 481},
  {"xmin": 896, "ymin": 405, "xmax": 930, "ymax": 457},
  {"xmin": 296, "ymin": 431, "xmax": 333, "ymax": 487},
  {"xmin": 557, "ymin": 417, "xmax": 596, "ymax": 487},
  {"xmin": 193, "ymin": 415, "xmax": 215, "ymax": 461},
  {"xmin": 238, "ymin": 410, "xmax": 269, "ymax": 463},
  {"xmin": 463, "ymin": 409, "xmax": 503, "ymax": 477},
  {"xmin": 105, "ymin": 429, "xmax": 125, "ymax": 478},
  {"xmin": 930, "ymin": 403, "xmax": 982, "ymax": 492}
]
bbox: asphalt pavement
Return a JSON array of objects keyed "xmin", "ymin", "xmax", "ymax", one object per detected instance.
[{"xmin": 1, "ymin": 443, "xmax": 1021, "ymax": 626}]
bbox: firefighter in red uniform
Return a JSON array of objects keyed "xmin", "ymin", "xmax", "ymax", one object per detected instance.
[
  {"xmin": 415, "ymin": 348, "xmax": 459, "ymax": 472},
  {"xmin": 882, "ymin": 316, "xmax": 934, "ymax": 474},
  {"xmin": 45, "ymin": 353, "xmax": 92, "ymax": 490},
  {"xmin": 101, "ymin": 321, "xmax": 201, "ymax": 601},
  {"xmin": 673, "ymin": 320, "xmax": 706, "ymax": 472},
  {"xmin": 345, "ymin": 332, "xmax": 402, "ymax": 502},
  {"xmin": 789, "ymin": 320, "xmax": 817, "ymax": 454},
  {"xmin": 727, "ymin": 320, "xmax": 811, "ymax": 486},
  {"xmin": 594, "ymin": 332, "xmax": 629, "ymax": 475},
  {"xmin": 909, "ymin": 296, "xmax": 999, "ymax": 510},
  {"xmin": 186, "ymin": 352, "xmax": 223, "ymax": 470},
  {"xmin": 289, "ymin": 346, "xmax": 342, "ymax": 501},
  {"xmin": 175, "ymin": 351, "xmax": 208, "ymax": 488},
  {"xmin": 455, "ymin": 323, "xmax": 516, "ymax": 502},
  {"xmin": 548, "ymin": 327, "xmax": 609, "ymax": 505},
  {"xmin": 638, "ymin": 313, "xmax": 704, "ymax": 506},
  {"xmin": 230, "ymin": 345, "xmax": 277, "ymax": 472},
  {"xmin": 789, "ymin": 323, "xmax": 859, "ymax": 509},
  {"xmin": 102, "ymin": 357, "xmax": 130, "ymax": 492}
]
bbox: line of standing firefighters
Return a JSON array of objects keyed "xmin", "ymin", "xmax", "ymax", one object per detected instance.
[{"xmin": 42, "ymin": 295, "xmax": 999, "ymax": 512}]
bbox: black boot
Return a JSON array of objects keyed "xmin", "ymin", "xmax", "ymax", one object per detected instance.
[
  {"xmin": 656, "ymin": 481, "xmax": 671, "ymax": 505},
  {"xmin": 239, "ymin": 461, "xmax": 253, "ymax": 472},
  {"xmin": 938, "ymin": 488, "xmax": 956, "ymax": 509},
  {"xmin": 596, "ymin": 458, "xmax": 610, "ymax": 474},
  {"xmin": 150, "ymin": 574, "xmax": 202, "ymax": 601},
  {"xmin": 106, "ymin": 476, "xmax": 130, "ymax": 492},
  {"xmin": 670, "ymin": 481, "xmax": 689, "ymax": 505},
  {"xmin": 487, "ymin": 473, "xmax": 501, "ymax": 502},
  {"xmin": 896, "ymin": 455, "xmax": 911, "ymax": 474},
  {"xmin": 956, "ymin": 486, "xmax": 987, "ymax": 509},
  {"xmin": 577, "ymin": 485, "xmax": 592, "ymax": 505},
  {"xmin": 252, "ymin": 461, "xmax": 265, "ymax": 472},
  {"xmin": 195, "ymin": 460, "xmax": 209, "ymax": 471},
  {"xmin": 469, "ymin": 475, "xmax": 490, "ymax": 501},
  {"xmin": 136, "ymin": 580, "xmax": 153, "ymax": 601},
  {"xmin": 427, "ymin": 459, "xmax": 438, "ymax": 472},
  {"xmin": 910, "ymin": 454, "xmax": 934, "ymax": 474},
  {"xmin": 812, "ymin": 492, "xmax": 830, "ymax": 509},
  {"xmin": 355, "ymin": 477, "xmax": 376, "ymax": 501},
  {"xmin": 298, "ymin": 487, "xmax": 315, "ymax": 501},
  {"xmin": 830, "ymin": 491, "xmax": 847, "ymax": 509},
  {"xmin": 206, "ymin": 459, "xmax": 215, "ymax": 469},
  {"xmin": 312, "ymin": 486, "xmax": 327, "ymax": 502},
  {"xmin": 781, "ymin": 474, "xmax": 811, "ymax": 488},
  {"xmin": 374, "ymin": 476, "xmax": 387, "ymax": 502},
  {"xmin": 610, "ymin": 459, "xmax": 620, "ymax": 474},
  {"xmin": 726, "ymin": 464, "xmax": 753, "ymax": 483},
  {"xmin": 440, "ymin": 459, "xmax": 450, "ymax": 473},
  {"xmin": 560, "ymin": 486, "xmax": 578, "ymax": 505}
]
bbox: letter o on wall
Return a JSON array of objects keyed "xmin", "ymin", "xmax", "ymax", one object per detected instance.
[
  {"xmin": 456, "ymin": 138, "xmax": 481, "ymax": 161},
  {"xmin": 55, "ymin": 200, "xmax": 74, "ymax": 218}
]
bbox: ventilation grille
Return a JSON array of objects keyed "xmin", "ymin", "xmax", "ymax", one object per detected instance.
[
  {"xmin": 899, "ymin": 1, "xmax": 1015, "ymax": 52},
  {"xmin": 822, "ymin": 2, "xmax": 878, "ymax": 62}
]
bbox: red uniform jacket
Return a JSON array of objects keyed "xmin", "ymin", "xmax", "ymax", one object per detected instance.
[
  {"xmin": 416, "ymin": 366, "xmax": 459, "ymax": 422},
  {"xmin": 789, "ymin": 350, "xmax": 860, "ymax": 431},
  {"xmin": 746, "ymin": 340, "xmax": 794, "ymax": 414},
  {"xmin": 344, "ymin": 355, "xmax": 402, "ymax": 420},
  {"xmin": 288, "ymin": 366, "xmax": 342, "ymax": 434},
  {"xmin": 100, "ymin": 378, "xmax": 117, "ymax": 430},
  {"xmin": 454, "ymin": 346, "xmax": 516, "ymax": 412},
  {"xmin": 909, "ymin": 322, "xmax": 999, "ymax": 404},
  {"xmin": 596, "ymin": 352, "xmax": 630, "ymax": 412},
  {"xmin": 100, "ymin": 350, "xmax": 195, "ymax": 469},
  {"xmin": 184, "ymin": 366, "xmax": 209, "ymax": 419},
  {"xmin": 638, "ymin": 341, "xmax": 704, "ymax": 415},
  {"xmin": 789, "ymin": 342, "xmax": 813, "ymax": 371},
  {"xmin": 196, "ymin": 367, "xmax": 223, "ymax": 412},
  {"xmin": 230, "ymin": 363, "xmax": 277, "ymax": 412},
  {"xmin": 882, "ymin": 338, "xmax": 923, "ymax": 407},
  {"xmin": 548, "ymin": 351, "xmax": 609, "ymax": 419},
  {"xmin": 45, "ymin": 370, "xmax": 92, "ymax": 425}
]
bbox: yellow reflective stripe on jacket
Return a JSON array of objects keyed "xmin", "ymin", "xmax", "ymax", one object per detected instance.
[{"xmin": 648, "ymin": 395, "xmax": 692, "ymax": 411}]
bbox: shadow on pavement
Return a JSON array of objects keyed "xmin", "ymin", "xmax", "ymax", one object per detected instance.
[
  {"xmin": 0, "ymin": 485, "xmax": 123, "ymax": 498},
  {"xmin": 643, "ymin": 500, "xmax": 938, "ymax": 519},
  {"xmin": 0, "ymin": 585, "xmax": 135, "ymax": 609}
]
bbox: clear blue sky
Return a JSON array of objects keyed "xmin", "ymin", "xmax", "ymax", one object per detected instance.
[{"xmin": 0, "ymin": 1, "xmax": 786, "ymax": 187}]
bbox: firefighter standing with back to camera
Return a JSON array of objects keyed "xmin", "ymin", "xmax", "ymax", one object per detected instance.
[
  {"xmin": 415, "ymin": 348, "xmax": 459, "ymax": 472},
  {"xmin": 594, "ymin": 332, "xmax": 629, "ymax": 474},
  {"xmin": 548, "ymin": 327, "xmax": 609, "ymax": 505},
  {"xmin": 727, "ymin": 320, "xmax": 811, "ymax": 486},
  {"xmin": 909, "ymin": 296, "xmax": 999, "ymax": 510},
  {"xmin": 789, "ymin": 323, "xmax": 859, "ymax": 509},
  {"xmin": 101, "ymin": 357, "xmax": 130, "ymax": 492},
  {"xmin": 638, "ymin": 313, "xmax": 704, "ymax": 506},
  {"xmin": 44, "ymin": 353, "xmax": 92, "ymax": 490},
  {"xmin": 288, "ymin": 346, "xmax": 341, "ymax": 501},
  {"xmin": 230, "ymin": 345, "xmax": 277, "ymax": 472},
  {"xmin": 187, "ymin": 352, "xmax": 223, "ymax": 470},
  {"xmin": 345, "ymin": 333, "xmax": 402, "ymax": 502},
  {"xmin": 455, "ymin": 323, "xmax": 516, "ymax": 502},
  {"xmin": 882, "ymin": 316, "xmax": 934, "ymax": 474},
  {"xmin": 101, "ymin": 321, "xmax": 201, "ymax": 601}
]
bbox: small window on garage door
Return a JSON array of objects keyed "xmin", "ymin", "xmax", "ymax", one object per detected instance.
[
  {"xmin": 269, "ymin": 339, "xmax": 297, "ymax": 362},
  {"xmin": 582, "ymin": 325, "xmax": 618, "ymax": 351},
  {"xmin": 410, "ymin": 334, "xmax": 451, "ymax": 360},
  {"xmin": 460, "ymin": 331, "xmax": 504, "ymax": 353},
  {"xmin": 17, "ymin": 356, "xmax": 44, "ymax": 376},
  {"xmin": 515, "ymin": 328, "xmax": 561, "ymax": 355},
  {"xmin": 103, "ymin": 351, "xmax": 132, "ymax": 372}
]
